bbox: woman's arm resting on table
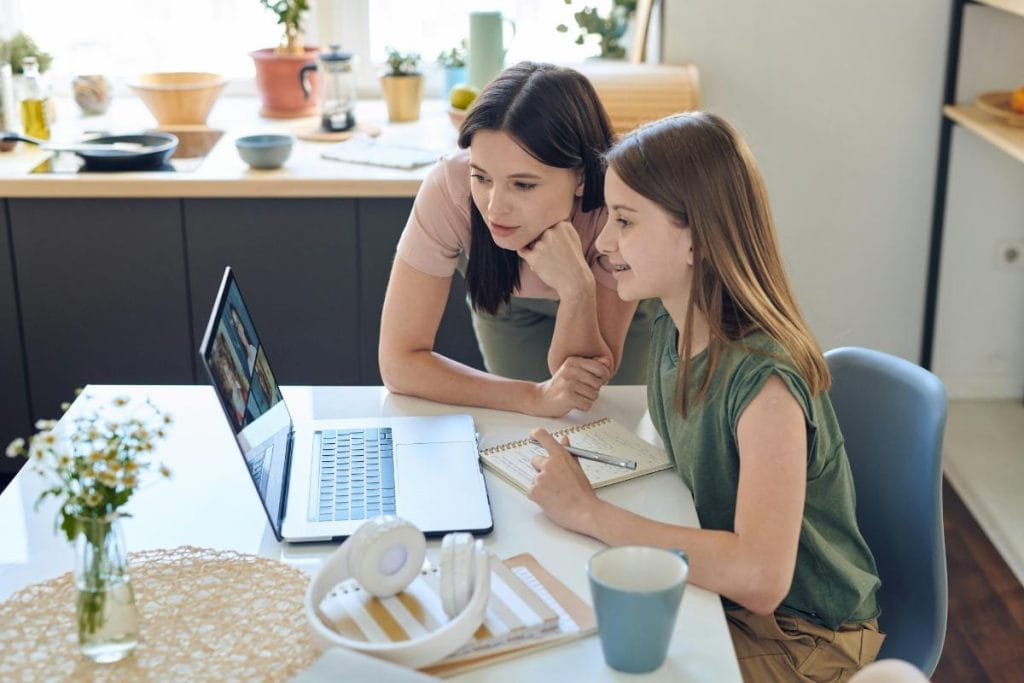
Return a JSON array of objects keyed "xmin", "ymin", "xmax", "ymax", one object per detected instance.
[
  {"xmin": 379, "ymin": 257, "xmax": 610, "ymax": 417},
  {"xmin": 528, "ymin": 375, "xmax": 806, "ymax": 614}
]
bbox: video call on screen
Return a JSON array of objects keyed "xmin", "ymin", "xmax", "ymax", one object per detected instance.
[{"xmin": 208, "ymin": 280, "xmax": 283, "ymax": 433}]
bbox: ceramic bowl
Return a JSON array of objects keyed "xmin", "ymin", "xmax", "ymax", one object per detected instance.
[
  {"xmin": 235, "ymin": 134, "xmax": 294, "ymax": 169},
  {"xmin": 129, "ymin": 72, "xmax": 226, "ymax": 125}
]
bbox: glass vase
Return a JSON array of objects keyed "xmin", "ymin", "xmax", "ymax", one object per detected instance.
[{"xmin": 73, "ymin": 514, "xmax": 140, "ymax": 663}]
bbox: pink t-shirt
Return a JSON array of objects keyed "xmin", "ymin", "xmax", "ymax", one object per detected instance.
[{"xmin": 395, "ymin": 149, "xmax": 617, "ymax": 299}]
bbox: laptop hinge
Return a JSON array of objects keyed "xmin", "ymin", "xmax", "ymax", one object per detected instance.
[{"xmin": 278, "ymin": 428, "xmax": 295, "ymax": 532}]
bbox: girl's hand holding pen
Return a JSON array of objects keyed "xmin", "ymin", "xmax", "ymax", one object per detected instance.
[{"xmin": 528, "ymin": 428, "xmax": 600, "ymax": 535}]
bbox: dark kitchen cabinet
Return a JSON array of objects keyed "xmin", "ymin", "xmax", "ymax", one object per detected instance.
[
  {"xmin": 0, "ymin": 194, "xmax": 486, "ymax": 441},
  {"xmin": 357, "ymin": 198, "xmax": 484, "ymax": 385},
  {"xmin": 0, "ymin": 201, "xmax": 30, "ymax": 475},
  {"xmin": 9, "ymin": 198, "xmax": 193, "ymax": 420},
  {"xmin": 184, "ymin": 198, "xmax": 361, "ymax": 385}
]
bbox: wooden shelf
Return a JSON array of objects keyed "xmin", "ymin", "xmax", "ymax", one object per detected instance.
[
  {"xmin": 944, "ymin": 104, "xmax": 1024, "ymax": 165},
  {"xmin": 977, "ymin": 0, "xmax": 1024, "ymax": 20}
]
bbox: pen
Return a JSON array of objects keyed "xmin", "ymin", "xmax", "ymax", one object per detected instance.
[{"xmin": 530, "ymin": 438, "xmax": 637, "ymax": 470}]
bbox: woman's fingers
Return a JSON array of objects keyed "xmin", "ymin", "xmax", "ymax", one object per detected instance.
[{"xmin": 562, "ymin": 358, "xmax": 610, "ymax": 391}]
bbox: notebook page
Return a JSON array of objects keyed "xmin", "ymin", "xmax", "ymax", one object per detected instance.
[
  {"xmin": 480, "ymin": 418, "xmax": 671, "ymax": 492},
  {"xmin": 561, "ymin": 420, "xmax": 671, "ymax": 477}
]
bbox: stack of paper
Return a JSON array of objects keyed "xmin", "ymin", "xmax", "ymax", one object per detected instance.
[
  {"xmin": 315, "ymin": 553, "xmax": 596, "ymax": 676},
  {"xmin": 321, "ymin": 138, "xmax": 440, "ymax": 169}
]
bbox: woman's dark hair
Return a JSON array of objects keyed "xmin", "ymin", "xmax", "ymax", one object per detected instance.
[{"xmin": 457, "ymin": 62, "xmax": 615, "ymax": 314}]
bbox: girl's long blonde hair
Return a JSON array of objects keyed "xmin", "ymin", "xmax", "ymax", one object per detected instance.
[{"xmin": 606, "ymin": 112, "xmax": 829, "ymax": 415}]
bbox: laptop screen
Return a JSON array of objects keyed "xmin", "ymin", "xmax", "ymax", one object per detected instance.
[{"xmin": 199, "ymin": 268, "xmax": 292, "ymax": 538}]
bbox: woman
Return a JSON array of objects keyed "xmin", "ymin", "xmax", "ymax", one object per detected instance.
[
  {"xmin": 528, "ymin": 113, "xmax": 885, "ymax": 681},
  {"xmin": 379, "ymin": 62, "xmax": 655, "ymax": 418}
]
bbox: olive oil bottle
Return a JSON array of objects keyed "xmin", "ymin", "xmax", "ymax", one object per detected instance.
[{"xmin": 18, "ymin": 56, "xmax": 50, "ymax": 140}]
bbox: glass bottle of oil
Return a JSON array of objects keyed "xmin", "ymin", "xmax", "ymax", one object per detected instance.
[{"xmin": 19, "ymin": 56, "xmax": 50, "ymax": 140}]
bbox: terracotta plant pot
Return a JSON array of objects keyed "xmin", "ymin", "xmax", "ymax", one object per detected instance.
[
  {"xmin": 380, "ymin": 74, "xmax": 424, "ymax": 123},
  {"xmin": 250, "ymin": 47, "xmax": 319, "ymax": 118}
]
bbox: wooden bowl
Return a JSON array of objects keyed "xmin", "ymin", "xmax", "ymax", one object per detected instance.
[
  {"xmin": 975, "ymin": 91, "xmax": 1024, "ymax": 128},
  {"xmin": 129, "ymin": 72, "xmax": 226, "ymax": 126}
]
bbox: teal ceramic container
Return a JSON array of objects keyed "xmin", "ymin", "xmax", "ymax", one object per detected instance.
[
  {"xmin": 235, "ymin": 134, "xmax": 293, "ymax": 169},
  {"xmin": 588, "ymin": 545, "xmax": 689, "ymax": 673}
]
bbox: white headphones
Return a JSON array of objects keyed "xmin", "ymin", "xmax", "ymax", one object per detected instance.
[{"xmin": 304, "ymin": 516, "xmax": 491, "ymax": 669}]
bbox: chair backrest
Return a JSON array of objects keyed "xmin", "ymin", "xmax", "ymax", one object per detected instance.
[{"xmin": 825, "ymin": 347, "xmax": 948, "ymax": 676}]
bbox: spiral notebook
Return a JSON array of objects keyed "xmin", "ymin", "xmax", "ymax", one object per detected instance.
[{"xmin": 479, "ymin": 418, "xmax": 672, "ymax": 494}]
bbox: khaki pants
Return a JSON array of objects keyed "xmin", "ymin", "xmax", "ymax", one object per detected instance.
[
  {"xmin": 469, "ymin": 296, "xmax": 657, "ymax": 384},
  {"xmin": 727, "ymin": 608, "xmax": 885, "ymax": 683}
]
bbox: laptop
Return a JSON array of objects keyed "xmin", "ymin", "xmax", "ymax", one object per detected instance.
[{"xmin": 199, "ymin": 267, "xmax": 493, "ymax": 542}]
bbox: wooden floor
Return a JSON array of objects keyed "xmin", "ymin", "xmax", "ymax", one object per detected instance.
[
  {"xmin": 933, "ymin": 479, "xmax": 1024, "ymax": 682},
  {"xmin": 0, "ymin": 471, "xmax": 1021, "ymax": 679}
]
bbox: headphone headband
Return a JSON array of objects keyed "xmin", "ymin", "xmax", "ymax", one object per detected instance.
[{"xmin": 304, "ymin": 517, "xmax": 491, "ymax": 669}]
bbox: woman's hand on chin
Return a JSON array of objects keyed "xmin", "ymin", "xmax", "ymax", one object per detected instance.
[{"xmin": 518, "ymin": 221, "xmax": 593, "ymax": 298}]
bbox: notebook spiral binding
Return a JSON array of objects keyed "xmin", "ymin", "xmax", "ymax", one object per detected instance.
[{"xmin": 480, "ymin": 417, "xmax": 612, "ymax": 454}]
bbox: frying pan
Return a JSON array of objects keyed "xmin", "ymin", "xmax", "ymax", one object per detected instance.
[{"xmin": 0, "ymin": 131, "xmax": 178, "ymax": 171}]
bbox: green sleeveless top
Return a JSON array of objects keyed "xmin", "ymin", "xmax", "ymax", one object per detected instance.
[{"xmin": 646, "ymin": 309, "xmax": 880, "ymax": 629}]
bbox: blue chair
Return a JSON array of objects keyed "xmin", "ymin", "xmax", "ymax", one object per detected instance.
[{"xmin": 825, "ymin": 347, "xmax": 948, "ymax": 676}]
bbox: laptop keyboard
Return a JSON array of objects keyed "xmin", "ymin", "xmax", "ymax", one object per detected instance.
[{"xmin": 316, "ymin": 428, "xmax": 395, "ymax": 522}]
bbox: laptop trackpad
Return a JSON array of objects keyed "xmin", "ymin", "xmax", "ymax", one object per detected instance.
[{"xmin": 395, "ymin": 441, "xmax": 489, "ymax": 533}]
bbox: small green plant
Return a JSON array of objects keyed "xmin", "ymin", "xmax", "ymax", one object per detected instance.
[
  {"xmin": 0, "ymin": 32, "xmax": 53, "ymax": 74},
  {"xmin": 557, "ymin": 0, "xmax": 637, "ymax": 59},
  {"xmin": 437, "ymin": 40, "xmax": 467, "ymax": 69},
  {"xmin": 385, "ymin": 47, "xmax": 422, "ymax": 76},
  {"xmin": 260, "ymin": 0, "xmax": 310, "ymax": 55}
]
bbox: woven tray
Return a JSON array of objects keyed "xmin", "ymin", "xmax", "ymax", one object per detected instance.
[{"xmin": 0, "ymin": 546, "xmax": 319, "ymax": 682}]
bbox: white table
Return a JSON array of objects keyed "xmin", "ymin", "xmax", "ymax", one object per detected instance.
[{"xmin": 0, "ymin": 385, "xmax": 741, "ymax": 682}]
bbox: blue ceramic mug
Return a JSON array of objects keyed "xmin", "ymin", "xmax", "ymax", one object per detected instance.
[{"xmin": 588, "ymin": 545, "xmax": 689, "ymax": 673}]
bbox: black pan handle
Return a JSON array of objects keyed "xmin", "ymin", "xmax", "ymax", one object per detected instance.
[{"xmin": 1, "ymin": 132, "xmax": 46, "ymax": 146}]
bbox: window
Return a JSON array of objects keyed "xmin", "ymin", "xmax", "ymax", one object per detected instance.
[
  {"xmin": 8, "ymin": 1, "xmax": 284, "ymax": 88},
  {"xmin": 3, "ymin": 0, "xmax": 618, "ymax": 96}
]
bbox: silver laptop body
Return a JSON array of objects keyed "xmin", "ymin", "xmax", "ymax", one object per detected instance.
[{"xmin": 199, "ymin": 267, "xmax": 493, "ymax": 542}]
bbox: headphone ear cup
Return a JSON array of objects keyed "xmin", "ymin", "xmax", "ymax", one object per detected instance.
[
  {"xmin": 439, "ymin": 532, "xmax": 475, "ymax": 619},
  {"xmin": 347, "ymin": 516, "xmax": 426, "ymax": 598}
]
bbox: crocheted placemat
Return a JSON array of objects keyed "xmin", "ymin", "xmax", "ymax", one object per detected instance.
[{"xmin": 0, "ymin": 546, "xmax": 320, "ymax": 682}]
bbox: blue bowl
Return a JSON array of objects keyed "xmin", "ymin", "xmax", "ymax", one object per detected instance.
[{"xmin": 235, "ymin": 134, "xmax": 293, "ymax": 169}]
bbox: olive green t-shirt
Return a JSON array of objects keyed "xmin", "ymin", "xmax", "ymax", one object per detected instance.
[{"xmin": 647, "ymin": 309, "xmax": 881, "ymax": 629}]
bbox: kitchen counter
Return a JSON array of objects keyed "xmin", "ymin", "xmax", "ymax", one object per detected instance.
[{"xmin": 0, "ymin": 97, "xmax": 458, "ymax": 198}]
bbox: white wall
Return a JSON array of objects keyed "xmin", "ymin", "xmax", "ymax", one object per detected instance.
[
  {"xmin": 933, "ymin": 5, "xmax": 1024, "ymax": 399},
  {"xmin": 661, "ymin": 2, "xmax": 956, "ymax": 370}
]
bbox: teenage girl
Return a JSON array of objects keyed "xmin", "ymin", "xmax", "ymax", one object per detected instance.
[
  {"xmin": 528, "ymin": 112, "xmax": 885, "ymax": 681},
  {"xmin": 379, "ymin": 62, "xmax": 656, "ymax": 418}
]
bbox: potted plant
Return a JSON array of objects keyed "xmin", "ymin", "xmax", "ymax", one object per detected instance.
[
  {"xmin": 250, "ymin": 0, "xmax": 319, "ymax": 118},
  {"xmin": 0, "ymin": 32, "xmax": 53, "ymax": 75},
  {"xmin": 380, "ymin": 47, "xmax": 424, "ymax": 123},
  {"xmin": 437, "ymin": 40, "xmax": 467, "ymax": 95},
  {"xmin": 557, "ymin": 0, "xmax": 637, "ymax": 59},
  {"xmin": 0, "ymin": 32, "xmax": 56, "ymax": 137}
]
